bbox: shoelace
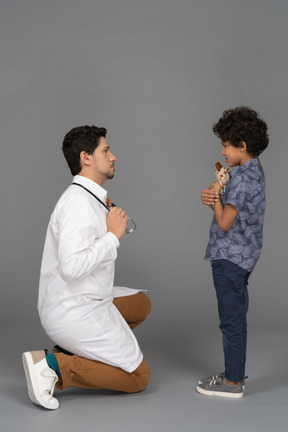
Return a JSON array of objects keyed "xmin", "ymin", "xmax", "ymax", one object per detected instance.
[
  {"xmin": 41, "ymin": 368, "xmax": 58, "ymax": 399},
  {"xmin": 209, "ymin": 375, "xmax": 248, "ymax": 386},
  {"xmin": 206, "ymin": 373, "xmax": 224, "ymax": 385},
  {"xmin": 209, "ymin": 376, "xmax": 224, "ymax": 386}
]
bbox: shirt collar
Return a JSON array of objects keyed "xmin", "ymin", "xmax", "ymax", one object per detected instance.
[
  {"xmin": 72, "ymin": 175, "xmax": 107, "ymax": 201},
  {"xmin": 230, "ymin": 157, "xmax": 260, "ymax": 178}
]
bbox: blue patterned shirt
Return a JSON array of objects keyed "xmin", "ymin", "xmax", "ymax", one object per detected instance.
[{"xmin": 205, "ymin": 157, "xmax": 266, "ymax": 272}]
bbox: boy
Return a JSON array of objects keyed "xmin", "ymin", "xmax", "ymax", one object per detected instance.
[{"xmin": 197, "ymin": 106, "xmax": 269, "ymax": 398}]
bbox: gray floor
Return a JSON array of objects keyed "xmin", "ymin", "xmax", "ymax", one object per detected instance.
[{"xmin": 1, "ymin": 320, "xmax": 287, "ymax": 432}]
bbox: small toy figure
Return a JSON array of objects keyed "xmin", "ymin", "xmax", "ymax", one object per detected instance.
[{"xmin": 215, "ymin": 162, "xmax": 229, "ymax": 194}]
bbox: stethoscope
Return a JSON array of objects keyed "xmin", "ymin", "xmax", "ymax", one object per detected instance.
[{"xmin": 72, "ymin": 182, "xmax": 137, "ymax": 234}]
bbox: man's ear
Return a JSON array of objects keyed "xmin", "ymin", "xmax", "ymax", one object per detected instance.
[
  {"xmin": 79, "ymin": 151, "xmax": 92, "ymax": 168},
  {"xmin": 240, "ymin": 141, "xmax": 247, "ymax": 152}
]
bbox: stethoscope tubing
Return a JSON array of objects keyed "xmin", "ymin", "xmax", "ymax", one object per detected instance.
[{"xmin": 72, "ymin": 182, "xmax": 136, "ymax": 233}]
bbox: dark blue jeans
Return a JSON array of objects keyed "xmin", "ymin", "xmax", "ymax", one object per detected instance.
[{"xmin": 212, "ymin": 259, "xmax": 250, "ymax": 382}]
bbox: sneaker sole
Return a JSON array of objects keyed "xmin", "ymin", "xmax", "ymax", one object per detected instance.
[
  {"xmin": 22, "ymin": 352, "xmax": 59, "ymax": 410},
  {"xmin": 196, "ymin": 384, "xmax": 243, "ymax": 399}
]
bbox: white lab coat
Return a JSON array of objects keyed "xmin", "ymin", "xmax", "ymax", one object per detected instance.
[{"xmin": 38, "ymin": 175, "xmax": 143, "ymax": 373}]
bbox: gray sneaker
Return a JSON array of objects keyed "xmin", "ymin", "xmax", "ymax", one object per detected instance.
[
  {"xmin": 198, "ymin": 373, "xmax": 247, "ymax": 389},
  {"xmin": 196, "ymin": 376, "xmax": 244, "ymax": 399}
]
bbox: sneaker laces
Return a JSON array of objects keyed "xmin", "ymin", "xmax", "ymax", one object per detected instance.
[
  {"xmin": 208, "ymin": 374, "xmax": 248, "ymax": 386},
  {"xmin": 209, "ymin": 376, "xmax": 224, "ymax": 386},
  {"xmin": 41, "ymin": 368, "xmax": 58, "ymax": 400}
]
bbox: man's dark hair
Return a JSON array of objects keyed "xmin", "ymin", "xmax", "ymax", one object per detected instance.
[
  {"xmin": 213, "ymin": 106, "xmax": 269, "ymax": 157},
  {"xmin": 62, "ymin": 125, "xmax": 107, "ymax": 175}
]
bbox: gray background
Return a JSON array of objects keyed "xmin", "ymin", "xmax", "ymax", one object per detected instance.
[{"xmin": 1, "ymin": 0, "xmax": 287, "ymax": 431}]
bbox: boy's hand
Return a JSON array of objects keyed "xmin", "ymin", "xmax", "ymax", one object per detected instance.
[
  {"xmin": 209, "ymin": 181, "xmax": 222, "ymax": 194},
  {"xmin": 106, "ymin": 207, "xmax": 128, "ymax": 240},
  {"xmin": 201, "ymin": 189, "xmax": 219, "ymax": 206}
]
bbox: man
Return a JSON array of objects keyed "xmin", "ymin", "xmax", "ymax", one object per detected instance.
[{"xmin": 22, "ymin": 126, "xmax": 151, "ymax": 410}]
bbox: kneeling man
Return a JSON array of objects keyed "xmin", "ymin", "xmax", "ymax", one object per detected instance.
[{"xmin": 22, "ymin": 126, "xmax": 151, "ymax": 409}]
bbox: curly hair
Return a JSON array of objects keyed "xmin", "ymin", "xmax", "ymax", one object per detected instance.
[
  {"xmin": 213, "ymin": 106, "xmax": 269, "ymax": 157},
  {"xmin": 62, "ymin": 125, "xmax": 107, "ymax": 176}
]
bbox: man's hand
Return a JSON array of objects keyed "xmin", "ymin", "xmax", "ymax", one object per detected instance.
[
  {"xmin": 105, "ymin": 197, "xmax": 113, "ymax": 208},
  {"xmin": 106, "ymin": 207, "xmax": 128, "ymax": 240},
  {"xmin": 201, "ymin": 188, "xmax": 219, "ymax": 207}
]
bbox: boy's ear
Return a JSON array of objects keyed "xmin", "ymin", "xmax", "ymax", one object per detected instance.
[{"xmin": 240, "ymin": 141, "xmax": 247, "ymax": 152}]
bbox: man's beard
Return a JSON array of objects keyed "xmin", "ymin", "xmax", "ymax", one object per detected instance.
[{"xmin": 106, "ymin": 171, "xmax": 115, "ymax": 180}]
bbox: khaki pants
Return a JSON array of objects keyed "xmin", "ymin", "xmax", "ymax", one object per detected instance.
[{"xmin": 55, "ymin": 293, "xmax": 151, "ymax": 393}]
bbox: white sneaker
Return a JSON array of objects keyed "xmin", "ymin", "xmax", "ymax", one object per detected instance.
[{"xmin": 22, "ymin": 350, "xmax": 59, "ymax": 410}]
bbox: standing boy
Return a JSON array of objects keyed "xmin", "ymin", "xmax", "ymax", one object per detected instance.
[{"xmin": 197, "ymin": 107, "xmax": 269, "ymax": 398}]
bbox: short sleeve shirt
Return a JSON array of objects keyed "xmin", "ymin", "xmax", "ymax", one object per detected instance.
[{"xmin": 205, "ymin": 157, "xmax": 266, "ymax": 272}]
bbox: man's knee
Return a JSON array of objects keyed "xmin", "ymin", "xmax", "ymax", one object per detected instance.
[
  {"xmin": 113, "ymin": 292, "xmax": 152, "ymax": 329},
  {"xmin": 137, "ymin": 293, "xmax": 152, "ymax": 321},
  {"xmin": 132, "ymin": 358, "xmax": 151, "ymax": 392},
  {"xmin": 137, "ymin": 371, "xmax": 150, "ymax": 392}
]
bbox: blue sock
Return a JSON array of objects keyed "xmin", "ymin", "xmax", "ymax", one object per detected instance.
[{"xmin": 46, "ymin": 353, "xmax": 61, "ymax": 377}]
